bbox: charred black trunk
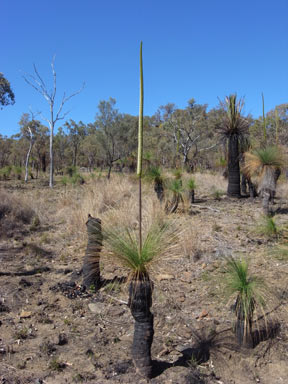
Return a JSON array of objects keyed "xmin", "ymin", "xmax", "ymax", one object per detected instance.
[
  {"xmin": 189, "ymin": 189, "xmax": 195, "ymax": 204},
  {"xmin": 248, "ymin": 179, "xmax": 257, "ymax": 199},
  {"xmin": 154, "ymin": 180, "xmax": 164, "ymax": 202},
  {"xmin": 82, "ymin": 215, "xmax": 103, "ymax": 290},
  {"xmin": 241, "ymin": 174, "xmax": 248, "ymax": 195},
  {"xmin": 271, "ymin": 167, "xmax": 281, "ymax": 204},
  {"xmin": 128, "ymin": 275, "xmax": 154, "ymax": 378},
  {"xmin": 227, "ymin": 134, "xmax": 241, "ymax": 197}
]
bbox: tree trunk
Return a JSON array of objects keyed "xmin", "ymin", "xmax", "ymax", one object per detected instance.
[
  {"xmin": 235, "ymin": 299, "xmax": 254, "ymax": 348},
  {"xmin": 241, "ymin": 174, "xmax": 247, "ymax": 195},
  {"xmin": 260, "ymin": 167, "xmax": 277, "ymax": 215},
  {"xmin": 227, "ymin": 134, "xmax": 241, "ymax": 197},
  {"xmin": 189, "ymin": 189, "xmax": 195, "ymax": 204},
  {"xmin": 49, "ymin": 124, "xmax": 54, "ymax": 188},
  {"xmin": 128, "ymin": 275, "xmax": 154, "ymax": 378},
  {"xmin": 262, "ymin": 191, "xmax": 271, "ymax": 216},
  {"xmin": 154, "ymin": 180, "xmax": 164, "ymax": 202},
  {"xmin": 168, "ymin": 193, "xmax": 180, "ymax": 214},
  {"xmin": 248, "ymin": 178, "xmax": 257, "ymax": 199},
  {"xmin": 73, "ymin": 147, "xmax": 77, "ymax": 167},
  {"xmin": 107, "ymin": 163, "xmax": 112, "ymax": 179},
  {"xmin": 25, "ymin": 141, "xmax": 33, "ymax": 183},
  {"xmin": 82, "ymin": 215, "xmax": 103, "ymax": 290}
]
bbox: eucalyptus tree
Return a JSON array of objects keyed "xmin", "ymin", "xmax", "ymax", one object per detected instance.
[
  {"xmin": 18, "ymin": 112, "xmax": 41, "ymax": 182},
  {"xmin": 158, "ymin": 99, "xmax": 215, "ymax": 170},
  {"xmin": 217, "ymin": 95, "xmax": 250, "ymax": 197},
  {"xmin": 0, "ymin": 73, "xmax": 15, "ymax": 108},
  {"xmin": 23, "ymin": 56, "xmax": 84, "ymax": 187},
  {"xmin": 54, "ymin": 127, "xmax": 69, "ymax": 172},
  {"xmin": 266, "ymin": 104, "xmax": 288, "ymax": 146},
  {"xmin": 64, "ymin": 119, "xmax": 87, "ymax": 167},
  {"xmin": 95, "ymin": 99, "xmax": 138, "ymax": 178},
  {"xmin": 0, "ymin": 135, "xmax": 12, "ymax": 167},
  {"xmin": 81, "ymin": 133, "xmax": 101, "ymax": 171},
  {"xmin": 33, "ymin": 125, "xmax": 49, "ymax": 174}
]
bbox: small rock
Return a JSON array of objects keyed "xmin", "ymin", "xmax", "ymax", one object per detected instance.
[
  {"xmin": 178, "ymin": 293, "xmax": 186, "ymax": 302},
  {"xmin": 199, "ymin": 309, "xmax": 208, "ymax": 319},
  {"xmin": 20, "ymin": 310, "xmax": 32, "ymax": 318},
  {"xmin": 58, "ymin": 333, "xmax": 68, "ymax": 345},
  {"xmin": 88, "ymin": 302, "xmax": 106, "ymax": 314},
  {"xmin": 180, "ymin": 272, "xmax": 193, "ymax": 283},
  {"xmin": 110, "ymin": 307, "xmax": 125, "ymax": 317},
  {"xmin": 19, "ymin": 278, "xmax": 33, "ymax": 287},
  {"xmin": 206, "ymin": 264, "xmax": 215, "ymax": 272},
  {"xmin": 156, "ymin": 274, "xmax": 175, "ymax": 281}
]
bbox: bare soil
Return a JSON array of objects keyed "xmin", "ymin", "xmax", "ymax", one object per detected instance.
[{"xmin": 0, "ymin": 176, "xmax": 287, "ymax": 384}]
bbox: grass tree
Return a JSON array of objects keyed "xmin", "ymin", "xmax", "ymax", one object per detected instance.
[
  {"xmin": 218, "ymin": 95, "xmax": 249, "ymax": 197},
  {"xmin": 104, "ymin": 42, "xmax": 171, "ymax": 379},
  {"xmin": 166, "ymin": 179, "xmax": 184, "ymax": 214},
  {"xmin": 244, "ymin": 147, "xmax": 284, "ymax": 215},
  {"xmin": 104, "ymin": 222, "xmax": 177, "ymax": 377},
  {"xmin": 187, "ymin": 177, "xmax": 196, "ymax": 204},
  {"xmin": 145, "ymin": 166, "xmax": 164, "ymax": 202},
  {"xmin": 223, "ymin": 257, "xmax": 267, "ymax": 348}
]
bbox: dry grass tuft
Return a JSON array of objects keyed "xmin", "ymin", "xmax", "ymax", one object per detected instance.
[{"xmin": 0, "ymin": 191, "xmax": 36, "ymax": 237}]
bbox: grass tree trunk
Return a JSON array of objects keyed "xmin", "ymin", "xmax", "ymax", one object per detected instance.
[
  {"xmin": 241, "ymin": 174, "xmax": 247, "ymax": 195},
  {"xmin": 235, "ymin": 299, "xmax": 254, "ymax": 348},
  {"xmin": 260, "ymin": 167, "xmax": 277, "ymax": 216},
  {"xmin": 154, "ymin": 180, "xmax": 164, "ymax": 202},
  {"xmin": 235, "ymin": 314, "xmax": 253, "ymax": 348},
  {"xmin": 262, "ymin": 191, "xmax": 271, "ymax": 216},
  {"xmin": 189, "ymin": 189, "xmax": 195, "ymax": 204},
  {"xmin": 128, "ymin": 274, "xmax": 154, "ymax": 378},
  {"xmin": 169, "ymin": 193, "xmax": 180, "ymax": 214},
  {"xmin": 227, "ymin": 134, "xmax": 241, "ymax": 197},
  {"xmin": 248, "ymin": 178, "xmax": 257, "ymax": 199},
  {"xmin": 82, "ymin": 215, "xmax": 103, "ymax": 290}
]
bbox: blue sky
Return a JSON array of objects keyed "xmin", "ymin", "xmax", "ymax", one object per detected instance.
[{"xmin": 1, "ymin": 0, "xmax": 287, "ymax": 136}]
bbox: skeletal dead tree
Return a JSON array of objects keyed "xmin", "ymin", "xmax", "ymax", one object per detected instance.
[{"xmin": 23, "ymin": 56, "xmax": 84, "ymax": 188}]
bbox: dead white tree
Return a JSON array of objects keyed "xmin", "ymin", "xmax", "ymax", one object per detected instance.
[
  {"xmin": 24, "ymin": 112, "xmax": 36, "ymax": 183},
  {"xmin": 23, "ymin": 56, "xmax": 84, "ymax": 187}
]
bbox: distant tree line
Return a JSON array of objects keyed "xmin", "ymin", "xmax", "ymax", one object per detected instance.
[{"xmin": 1, "ymin": 98, "xmax": 287, "ymax": 179}]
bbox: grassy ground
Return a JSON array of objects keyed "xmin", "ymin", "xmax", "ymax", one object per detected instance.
[{"xmin": 0, "ymin": 171, "xmax": 287, "ymax": 384}]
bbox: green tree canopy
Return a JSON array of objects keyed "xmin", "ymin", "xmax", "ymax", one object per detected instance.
[{"xmin": 0, "ymin": 73, "xmax": 15, "ymax": 108}]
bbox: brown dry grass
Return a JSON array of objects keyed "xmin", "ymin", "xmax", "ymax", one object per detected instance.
[{"xmin": 0, "ymin": 190, "xmax": 36, "ymax": 236}]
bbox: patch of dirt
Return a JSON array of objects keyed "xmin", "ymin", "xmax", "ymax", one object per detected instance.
[{"xmin": 0, "ymin": 177, "xmax": 288, "ymax": 383}]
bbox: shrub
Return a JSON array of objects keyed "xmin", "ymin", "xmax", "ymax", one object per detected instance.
[
  {"xmin": 65, "ymin": 165, "xmax": 77, "ymax": 177},
  {"xmin": 70, "ymin": 173, "xmax": 85, "ymax": 185},
  {"xmin": 257, "ymin": 216, "xmax": 278, "ymax": 238}
]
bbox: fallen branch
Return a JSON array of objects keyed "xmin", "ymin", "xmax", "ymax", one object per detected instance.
[
  {"xmin": 190, "ymin": 204, "xmax": 220, "ymax": 213},
  {"xmin": 0, "ymin": 266, "xmax": 50, "ymax": 276},
  {"xmin": 106, "ymin": 294, "xmax": 128, "ymax": 305}
]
